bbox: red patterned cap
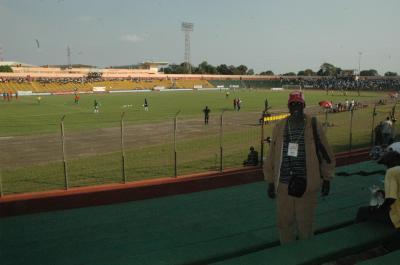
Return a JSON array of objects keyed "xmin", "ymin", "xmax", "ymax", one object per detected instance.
[{"xmin": 288, "ymin": 91, "xmax": 305, "ymax": 105}]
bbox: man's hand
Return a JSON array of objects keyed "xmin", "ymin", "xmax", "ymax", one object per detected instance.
[
  {"xmin": 268, "ymin": 183, "xmax": 276, "ymax": 199},
  {"xmin": 380, "ymin": 198, "xmax": 396, "ymax": 210},
  {"xmin": 321, "ymin": 180, "xmax": 330, "ymax": 196}
]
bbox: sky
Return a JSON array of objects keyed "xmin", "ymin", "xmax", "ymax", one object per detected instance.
[{"xmin": 0, "ymin": 0, "xmax": 399, "ymax": 74}]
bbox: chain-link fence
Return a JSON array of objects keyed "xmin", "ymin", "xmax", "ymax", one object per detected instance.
[
  {"xmin": 319, "ymin": 101, "xmax": 399, "ymax": 153},
  {"xmin": 1, "ymin": 122, "xmax": 65, "ymax": 194},
  {"xmin": 0, "ymin": 102, "xmax": 398, "ymax": 196},
  {"xmin": 124, "ymin": 111, "xmax": 175, "ymax": 181}
]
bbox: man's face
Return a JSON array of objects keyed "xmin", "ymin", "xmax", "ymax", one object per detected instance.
[{"xmin": 289, "ymin": 101, "xmax": 305, "ymax": 118}]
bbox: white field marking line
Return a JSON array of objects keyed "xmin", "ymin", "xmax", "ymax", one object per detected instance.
[
  {"xmin": 0, "ymin": 136, "xmax": 14, "ymax": 140},
  {"xmin": 4, "ymin": 100, "xmax": 90, "ymax": 118},
  {"xmin": 5, "ymin": 111, "xmax": 84, "ymax": 118},
  {"xmin": 25, "ymin": 111, "xmax": 83, "ymax": 118},
  {"xmin": 17, "ymin": 97, "xmax": 89, "ymax": 112},
  {"xmin": 42, "ymin": 101, "xmax": 89, "ymax": 112}
]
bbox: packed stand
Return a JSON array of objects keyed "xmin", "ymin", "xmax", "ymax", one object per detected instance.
[{"xmin": 281, "ymin": 77, "xmax": 400, "ymax": 92}]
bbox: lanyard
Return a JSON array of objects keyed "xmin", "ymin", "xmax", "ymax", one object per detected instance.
[{"xmin": 287, "ymin": 118, "xmax": 305, "ymax": 144}]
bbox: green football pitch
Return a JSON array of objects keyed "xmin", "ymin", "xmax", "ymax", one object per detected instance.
[
  {"xmin": 0, "ymin": 89, "xmax": 389, "ymax": 136},
  {"xmin": 0, "ymin": 89, "xmax": 396, "ymax": 195}
]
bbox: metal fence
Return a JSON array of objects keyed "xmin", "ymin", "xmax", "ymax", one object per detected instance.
[
  {"xmin": 0, "ymin": 101, "xmax": 398, "ymax": 196},
  {"xmin": 0, "ymin": 110, "xmax": 266, "ymax": 195}
]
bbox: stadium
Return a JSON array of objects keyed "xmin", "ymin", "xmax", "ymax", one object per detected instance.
[{"xmin": 1, "ymin": 2, "xmax": 400, "ymax": 265}]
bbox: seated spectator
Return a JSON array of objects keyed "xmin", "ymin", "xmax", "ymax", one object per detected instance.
[
  {"xmin": 243, "ymin": 146, "xmax": 259, "ymax": 166},
  {"xmin": 381, "ymin": 117, "xmax": 393, "ymax": 146},
  {"xmin": 370, "ymin": 145, "xmax": 385, "ymax": 160},
  {"xmin": 355, "ymin": 151, "xmax": 400, "ymax": 229},
  {"xmin": 374, "ymin": 122, "xmax": 383, "ymax": 146},
  {"xmin": 378, "ymin": 99, "xmax": 386, "ymax": 105}
]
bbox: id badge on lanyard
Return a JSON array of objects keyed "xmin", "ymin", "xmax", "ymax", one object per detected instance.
[{"xmin": 288, "ymin": 142, "xmax": 298, "ymax": 157}]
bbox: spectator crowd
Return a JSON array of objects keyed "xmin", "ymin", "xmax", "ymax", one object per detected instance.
[
  {"xmin": 0, "ymin": 76, "xmax": 166, "ymax": 85},
  {"xmin": 282, "ymin": 77, "xmax": 400, "ymax": 92}
]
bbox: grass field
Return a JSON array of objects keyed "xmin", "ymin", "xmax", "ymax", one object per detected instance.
[
  {"xmin": 0, "ymin": 89, "xmax": 391, "ymax": 135},
  {"xmin": 0, "ymin": 89, "xmax": 398, "ymax": 195}
]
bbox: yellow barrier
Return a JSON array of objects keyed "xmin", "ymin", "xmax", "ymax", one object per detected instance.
[{"xmin": 264, "ymin": 113, "xmax": 290, "ymax": 122}]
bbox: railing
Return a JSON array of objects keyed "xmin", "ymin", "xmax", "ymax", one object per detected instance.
[{"xmin": 0, "ymin": 103, "xmax": 397, "ymax": 196}]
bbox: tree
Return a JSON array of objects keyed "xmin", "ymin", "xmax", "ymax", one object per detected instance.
[
  {"xmin": 216, "ymin": 64, "xmax": 232, "ymax": 75},
  {"xmin": 161, "ymin": 63, "xmax": 190, "ymax": 74},
  {"xmin": 246, "ymin": 69, "xmax": 254, "ymax": 75},
  {"xmin": 0, "ymin": 65, "xmax": 13, "ymax": 72},
  {"xmin": 335, "ymin": 67, "xmax": 342, "ymax": 76},
  {"xmin": 384, "ymin": 71, "xmax": 398, "ymax": 77},
  {"xmin": 282, "ymin": 72, "xmax": 296, "ymax": 76},
  {"xmin": 229, "ymin": 65, "xmax": 239, "ymax": 75},
  {"xmin": 304, "ymin": 69, "xmax": 316, "ymax": 76},
  {"xmin": 236, "ymin": 64, "xmax": 248, "ymax": 75},
  {"xmin": 195, "ymin": 61, "xmax": 207, "ymax": 74},
  {"xmin": 360, "ymin": 69, "xmax": 379, "ymax": 76},
  {"xmin": 259, "ymin": 70, "xmax": 274, "ymax": 75},
  {"xmin": 297, "ymin": 68, "xmax": 318, "ymax": 76},
  {"xmin": 196, "ymin": 61, "xmax": 217, "ymax": 74},
  {"xmin": 318, "ymin": 63, "xmax": 337, "ymax": 76},
  {"xmin": 183, "ymin": 62, "xmax": 196, "ymax": 74}
]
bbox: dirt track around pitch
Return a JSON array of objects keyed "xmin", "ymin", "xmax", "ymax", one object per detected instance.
[
  {"xmin": 1, "ymin": 102, "xmax": 373, "ymax": 169},
  {"xmin": 1, "ymin": 111, "xmax": 265, "ymax": 168}
]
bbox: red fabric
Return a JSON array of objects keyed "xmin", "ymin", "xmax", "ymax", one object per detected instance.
[
  {"xmin": 288, "ymin": 91, "xmax": 305, "ymax": 104},
  {"xmin": 319, "ymin": 101, "xmax": 332, "ymax": 108}
]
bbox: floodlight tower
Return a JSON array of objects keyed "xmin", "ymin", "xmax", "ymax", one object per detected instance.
[
  {"xmin": 67, "ymin": 45, "xmax": 72, "ymax": 69},
  {"xmin": 181, "ymin": 22, "xmax": 194, "ymax": 74}
]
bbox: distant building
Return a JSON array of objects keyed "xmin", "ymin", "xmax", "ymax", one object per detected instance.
[
  {"xmin": 0, "ymin": 60, "xmax": 169, "ymax": 78},
  {"xmin": 339, "ymin": 69, "xmax": 356, "ymax": 77},
  {"xmin": 109, "ymin": 62, "xmax": 168, "ymax": 74},
  {"xmin": 141, "ymin": 61, "xmax": 168, "ymax": 73},
  {"xmin": 0, "ymin": 61, "xmax": 37, "ymax": 68}
]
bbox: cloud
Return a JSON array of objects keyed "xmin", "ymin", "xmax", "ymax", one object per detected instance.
[{"xmin": 121, "ymin": 34, "xmax": 146, "ymax": 43}]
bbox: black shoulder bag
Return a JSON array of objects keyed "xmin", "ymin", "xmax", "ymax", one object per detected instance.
[
  {"xmin": 288, "ymin": 175, "xmax": 307, "ymax": 197},
  {"xmin": 311, "ymin": 117, "xmax": 331, "ymax": 166}
]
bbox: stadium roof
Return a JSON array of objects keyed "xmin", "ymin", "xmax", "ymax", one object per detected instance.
[
  {"xmin": 0, "ymin": 61, "xmax": 37, "ymax": 67},
  {"xmin": 142, "ymin": 61, "xmax": 168, "ymax": 66}
]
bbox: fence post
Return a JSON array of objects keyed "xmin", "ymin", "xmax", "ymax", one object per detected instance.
[
  {"xmin": 219, "ymin": 110, "xmax": 227, "ymax": 172},
  {"xmin": 349, "ymin": 109, "xmax": 354, "ymax": 153},
  {"xmin": 261, "ymin": 99, "xmax": 271, "ymax": 166},
  {"xmin": 0, "ymin": 170, "xmax": 3, "ymax": 197},
  {"xmin": 260, "ymin": 117, "xmax": 265, "ymax": 167},
  {"xmin": 120, "ymin": 112, "xmax": 126, "ymax": 183},
  {"xmin": 370, "ymin": 105, "xmax": 377, "ymax": 146},
  {"xmin": 173, "ymin": 110, "xmax": 181, "ymax": 177},
  {"xmin": 60, "ymin": 115, "xmax": 69, "ymax": 190},
  {"xmin": 324, "ymin": 110, "xmax": 328, "ymax": 128},
  {"xmin": 392, "ymin": 101, "xmax": 398, "ymax": 140}
]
